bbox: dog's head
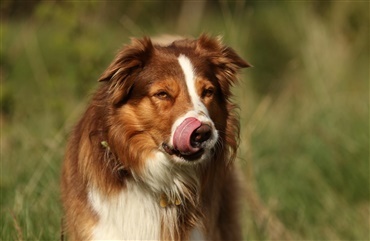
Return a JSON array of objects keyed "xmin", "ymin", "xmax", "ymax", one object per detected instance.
[{"xmin": 98, "ymin": 35, "xmax": 249, "ymax": 177}]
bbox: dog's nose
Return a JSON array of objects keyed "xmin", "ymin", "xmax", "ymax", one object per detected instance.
[{"xmin": 190, "ymin": 124, "xmax": 212, "ymax": 147}]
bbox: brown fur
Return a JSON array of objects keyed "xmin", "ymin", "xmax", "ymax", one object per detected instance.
[{"xmin": 61, "ymin": 34, "xmax": 249, "ymax": 240}]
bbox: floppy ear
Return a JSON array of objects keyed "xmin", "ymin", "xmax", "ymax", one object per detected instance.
[
  {"xmin": 98, "ymin": 37, "xmax": 153, "ymax": 105},
  {"xmin": 196, "ymin": 34, "xmax": 251, "ymax": 69},
  {"xmin": 196, "ymin": 34, "xmax": 251, "ymax": 96}
]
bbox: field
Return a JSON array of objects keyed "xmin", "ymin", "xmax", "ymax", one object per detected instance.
[{"xmin": 1, "ymin": 1, "xmax": 369, "ymax": 240}]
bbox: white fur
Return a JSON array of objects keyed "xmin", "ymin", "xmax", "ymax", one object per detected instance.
[
  {"xmin": 88, "ymin": 181, "xmax": 161, "ymax": 240},
  {"xmin": 190, "ymin": 228, "xmax": 205, "ymax": 241},
  {"xmin": 178, "ymin": 54, "xmax": 208, "ymax": 114},
  {"xmin": 139, "ymin": 152, "xmax": 200, "ymax": 202}
]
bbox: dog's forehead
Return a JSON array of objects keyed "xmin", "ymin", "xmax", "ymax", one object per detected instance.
[
  {"xmin": 152, "ymin": 44, "xmax": 210, "ymax": 79},
  {"xmin": 138, "ymin": 48, "xmax": 185, "ymax": 80},
  {"xmin": 142, "ymin": 55, "xmax": 185, "ymax": 82}
]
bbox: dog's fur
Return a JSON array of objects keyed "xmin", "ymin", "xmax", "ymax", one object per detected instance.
[{"xmin": 61, "ymin": 34, "xmax": 250, "ymax": 240}]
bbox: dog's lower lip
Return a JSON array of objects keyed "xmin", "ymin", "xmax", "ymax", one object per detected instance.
[
  {"xmin": 162, "ymin": 143, "xmax": 204, "ymax": 161},
  {"xmin": 162, "ymin": 143, "xmax": 176, "ymax": 155},
  {"xmin": 181, "ymin": 149, "xmax": 204, "ymax": 161}
]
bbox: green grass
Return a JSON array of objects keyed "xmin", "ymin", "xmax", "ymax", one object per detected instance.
[{"xmin": 1, "ymin": 1, "xmax": 369, "ymax": 240}]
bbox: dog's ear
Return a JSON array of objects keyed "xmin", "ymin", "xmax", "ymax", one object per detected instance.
[
  {"xmin": 98, "ymin": 37, "xmax": 153, "ymax": 105},
  {"xmin": 196, "ymin": 34, "xmax": 251, "ymax": 95},
  {"xmin": 197, "ymin": 34, "xmax": 251, "ymax": 68}
]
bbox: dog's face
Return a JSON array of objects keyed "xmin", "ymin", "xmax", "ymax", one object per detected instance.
[{"xmin": 98, "ymin": 35, "xmax": 249, "ymax": 174}]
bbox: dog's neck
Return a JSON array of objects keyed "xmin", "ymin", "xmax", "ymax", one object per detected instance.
[
  {"xmin": 93, "ymin": 141, "xmax": 219, "ymax": 240},
  {"xmin": 88, "ymin": 174, "xmax": 205, "ymax": 241}
]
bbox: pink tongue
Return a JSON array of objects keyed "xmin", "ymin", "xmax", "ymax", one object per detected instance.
[{"xmin": 173, "ymin": 117, "xmax": 202, "ymax": 155}]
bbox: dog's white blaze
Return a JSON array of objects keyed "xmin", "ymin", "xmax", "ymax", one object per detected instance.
[
  {"xmin": 178, "ymin": 54, "xmax": 208, "ymax": 114},
  {"xmin": 88, "ymin": 182, "xmax": 161, "ymax": 240}
]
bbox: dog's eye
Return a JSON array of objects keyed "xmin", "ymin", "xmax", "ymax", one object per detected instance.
[
  {"xmin": 202, "ymin": 88, "xmax": 215, "ymax": 98},
  {"xmin": 154, "ymin": 91, "xmax": 170, "ymax": 100}
]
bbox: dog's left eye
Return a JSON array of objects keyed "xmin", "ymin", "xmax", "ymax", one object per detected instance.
[{"xmin": 202, "ymin": 88, "xmax": 215, "ymax": 98}]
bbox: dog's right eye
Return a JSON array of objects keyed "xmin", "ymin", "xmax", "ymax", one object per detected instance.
[{"xmin": 154, "ymin": 91, "xmax": 170, "ymax": 100}]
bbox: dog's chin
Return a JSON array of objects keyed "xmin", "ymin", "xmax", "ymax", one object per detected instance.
[{"xmin": 162, "ymin": 143, "xmax": 210, "ymax": 164}]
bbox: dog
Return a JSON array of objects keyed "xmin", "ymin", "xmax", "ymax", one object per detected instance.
[{"xmin": 61, "ymin": 34, "xmax": 250, "ymax": 241}]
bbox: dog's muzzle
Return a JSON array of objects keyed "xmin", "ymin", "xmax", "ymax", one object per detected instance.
[{"xmin": 162, "ymin": 117, "xmax": 213, "ymax": 161}]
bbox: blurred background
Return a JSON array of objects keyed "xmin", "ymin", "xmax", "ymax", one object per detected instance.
[{"xmin": 1, "ymin": 1, "xmax": 368, "ymax": 240}]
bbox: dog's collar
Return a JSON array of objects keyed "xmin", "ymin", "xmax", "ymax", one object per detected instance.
[
  {"xmin": 159, "ymin": 193, "xmax": 182, "ymax": 208},
  {"xmin": 101, "ymin": 140, "xmax": 110, "ymax": 149}
]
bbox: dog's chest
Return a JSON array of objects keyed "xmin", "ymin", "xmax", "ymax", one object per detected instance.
[{"xmin": 88, "ymin": 183, "xmax": 162, "ymax": 240}]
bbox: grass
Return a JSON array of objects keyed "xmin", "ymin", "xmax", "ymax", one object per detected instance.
[{"xmin": 1, "ymin": 1, "xmax": 369, "ymax": 240}]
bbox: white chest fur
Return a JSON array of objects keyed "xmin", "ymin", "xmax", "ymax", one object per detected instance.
[
  {"xmin": 88, "ymin": 182, "xmax": 161, "ymax": 240},
  {"xmin": 88, "ymin": 184, "xmax": 205, "ymax": 241}
]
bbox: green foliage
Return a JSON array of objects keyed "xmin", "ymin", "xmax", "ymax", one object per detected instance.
[{"xmin": 1, "ymin": 1, "xmax": 368, "ymax": 240}]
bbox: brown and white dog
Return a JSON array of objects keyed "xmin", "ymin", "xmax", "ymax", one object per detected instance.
[{"xmin": 61, "ymin": 34, "xmax": 250, "ymax": 241}]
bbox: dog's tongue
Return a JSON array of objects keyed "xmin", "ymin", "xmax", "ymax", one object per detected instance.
[{"xmin": 173, "ymin": 117, "xmax": 202, "ymax": 155}]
